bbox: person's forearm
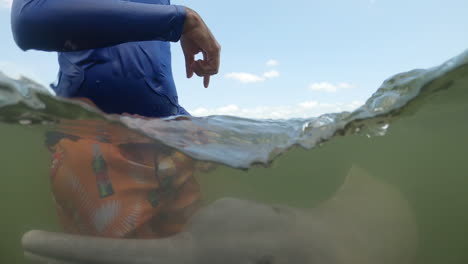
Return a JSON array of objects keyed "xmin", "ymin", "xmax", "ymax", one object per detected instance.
[{"xmin": 11, "ymin": 0, "xmax": 186, "ymax": 51}]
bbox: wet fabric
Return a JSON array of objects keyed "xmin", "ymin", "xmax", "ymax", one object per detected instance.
[
  {"xmin": 48, "ymin": 132, "xmax": 201, "ymax": 238},
  {"xmin": 11, "ymin": 0, "xmax": 187, "ymax": 117},
  {"xmin": 74, "ymin": 62, "xmax": 189, "ymax": 117}
]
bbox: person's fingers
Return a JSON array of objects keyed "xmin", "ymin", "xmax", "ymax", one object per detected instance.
[
  {"xmin": 204, "ymin": 76, "xmax": 210, "ymax": 88},
  {"xmin": 183, "ymin": 39, "xmax": 220, "ymax": 88},
  {"xmin": 202, "ymin": 38, "xmax": 221, "ymax": 73},
  {"xmin": 207, "ymin": 43, "xmax": 221, "ymax": 74},
  {"xmin": 191, "ymin": 60, "xmax": 213, "ymax": 88},
  {"xmin": 192, "ymin": 60, "xmax": 218, "ymax": 76},
  {"xmin": 202, "ymin": 50, "xmax": 209, "ymax": 65},
  {"xmin": 184, "ymin": 53, "xmax": 195, "ymax": 78}
]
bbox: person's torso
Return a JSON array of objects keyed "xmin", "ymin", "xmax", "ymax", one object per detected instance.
[{"xmin": 52, "ymin": 0, "xmax": 180, "ymax": 106}]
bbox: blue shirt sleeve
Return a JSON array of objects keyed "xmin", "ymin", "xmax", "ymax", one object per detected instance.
[{"xmin": 11, "ymin": 0, "xmax": 187, "ymax": 51}]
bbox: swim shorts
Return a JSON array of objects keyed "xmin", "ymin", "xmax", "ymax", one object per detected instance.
[{"xmin": 47, "ymin": 130, "xmax": 200, "ymax": 238}]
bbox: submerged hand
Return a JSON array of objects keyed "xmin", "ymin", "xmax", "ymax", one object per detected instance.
[{"xmin": 181, "ymin": 8, "xmax": 221, "ymax": 88}]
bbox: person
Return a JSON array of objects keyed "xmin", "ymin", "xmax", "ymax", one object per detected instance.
[
  {"xmin": 11, "ymin": 0, "xmax": 220, "ymax": 238},
  {"xmin": 11, "ymin": 0, "xmax": 220, "ymax": 117}
]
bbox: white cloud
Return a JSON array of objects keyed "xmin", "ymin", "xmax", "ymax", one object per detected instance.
[
  {"xmin": 266, "ymin": 59, "xmax": 280, "ymax": 67},
  {"xmin": 190, "ymin": 101, "xmax": 363, "ymax": 119},
  {"xmin": 226, "ymin": 60, "xmax": 282, "ymax": 83},
  {"xmin": 263, "ymin": 70, "xmax": 280, "ymax": 79},
  {"xmin": 308, "ymin": 82, "xmax": 354, "ymax": 93},
  {"xmin": 225, "ymin": 72, "xmax": 266, "ymax": 83},
  {"xmin": 1, "ymin": 0, "xmax": 12, "ymax": 8},
  {"xmin": 298, "ymin": 101, "xmax": 319, "ymax": 108},
  {"xmin": 336, "ymin": 82, "xmax": 353, "ymax": 89},
  {"xmin": 225, "ymin": 70, "xmax": 281, "ymax": 83}
]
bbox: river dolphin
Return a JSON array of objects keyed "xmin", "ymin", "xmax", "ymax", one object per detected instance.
[{"xmin": 22, "ymin": 165, "xmax": 417, "ymax": 264}]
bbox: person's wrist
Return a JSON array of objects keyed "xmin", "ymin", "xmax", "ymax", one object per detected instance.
[{"xmin": 183, "ymin": 7, "xmax": 202, "ymax": 34}]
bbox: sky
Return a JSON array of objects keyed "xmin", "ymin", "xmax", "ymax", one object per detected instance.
[{"xmin": 0, "ymin": 0, "xmax": 467, "ymax": 119}]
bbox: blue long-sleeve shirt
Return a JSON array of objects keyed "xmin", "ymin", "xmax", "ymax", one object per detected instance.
[{"xmin": 11, "ymin": 0, "xmax": 188, "ymax": 115}]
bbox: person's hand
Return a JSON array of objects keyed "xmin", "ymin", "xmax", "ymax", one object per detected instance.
[{"xmin": 181, "ymin": 8, "xmax": 221, "ymax": 88}]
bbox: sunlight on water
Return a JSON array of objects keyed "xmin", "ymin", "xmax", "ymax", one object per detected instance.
[{"xmin": 0, "ymin": 50, "xmax": 467, "ymax": 263}]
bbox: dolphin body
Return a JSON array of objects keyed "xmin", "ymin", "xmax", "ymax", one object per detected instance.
[{"xmin": 22, "ymin": 166, "xmax": 417, "ymax": 264}]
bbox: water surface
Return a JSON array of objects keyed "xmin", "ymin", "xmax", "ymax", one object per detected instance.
[{"xmin": 1, "ymin": 50, "xmax": 468, "ymax": 263}]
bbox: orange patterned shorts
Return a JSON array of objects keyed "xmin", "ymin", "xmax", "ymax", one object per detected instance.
[{"xmin": 48, "ymin": 133, "xmax": 200, "ymax": 239}]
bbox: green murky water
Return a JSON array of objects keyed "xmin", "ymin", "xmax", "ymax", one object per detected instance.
[{"xmin": 1, "ymin": 53, "xmax": 468, "ymax": 263}]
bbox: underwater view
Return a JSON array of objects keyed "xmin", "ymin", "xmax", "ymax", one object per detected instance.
[{"xmin": 1, "ymin": 50, "xmax": 468, "ymax": 263}]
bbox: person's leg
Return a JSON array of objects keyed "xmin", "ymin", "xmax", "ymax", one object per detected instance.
[
  {"xmin": 49, "ymin": 133, "xmax": 200, "ymax": 238},
  {"xmin": 49, "ymin": 136, "xmax": 159, "ymax": 238}
]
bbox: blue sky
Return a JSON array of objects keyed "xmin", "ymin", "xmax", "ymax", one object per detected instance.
[{"xmin": 1, "ymin": 0, "xmax": 467, "ymax": 118}]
